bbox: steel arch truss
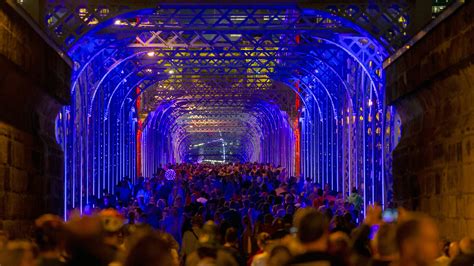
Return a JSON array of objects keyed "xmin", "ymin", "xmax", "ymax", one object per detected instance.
[{"xmin": 50, "ymin": 3, "xmax": 406, "ymax": 215}]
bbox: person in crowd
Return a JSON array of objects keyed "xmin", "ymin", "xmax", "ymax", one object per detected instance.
[
  {"xmin": 267, "ymin": 245, "xmax": 292, "ymax": 266},
  {"xmin": 124, "ymin": 232, "xmax": 176, "ymax": 266},
  {"xmin": 394, "ymin": 215, "xmax": 440, "ymax": 266},
  {"xmin": 371, "ymin": 223, "xmax": 399, "ymax": 266},
  {"xmin": 1, "ymin": 162, "xmax": 467, "ymax": 266},
  {"xmin": 449, "ymin": 241, "xmax": 460, "ymax": 259},
  {"xmin": 241, "ymin": 215, "xmax": 256, "ymax": 259},
  {"xmin": 223, "ymin": 227, "xmax": 245, "ymax": 266},
  {"xmin": 34, "ymin": 214, "xmax": 66, "ymax": 266},
  {"xmin": 285, "ymin": 209, "xmax": 344, "ymax": 265},
  {"xmin": 250, "ymin": 232, "xmax": 271, "ymax": 266},
  {"xmin": 451, "ymin": 237, "xmax": 474, "ymax": 266},
  {"xmin": 185, "ymin": 221, "xmax": 238, "ymax": 266},
  {"xmin": 347, "ymin": 187, "xmax": 363, "ymax": 221},
  {"xmin": 98, "ymin": 209, "xmax": 125, "ymax": 264},
  {"xmin": 64, "ymin": 216, "xmax": 113, "ymax": 266},
  {"xmin": 328, "ymin": 231, "xmax": 351, "ymax": 263},
  {"xmin": 181, "ymin": 216, "xmax": 204, "ymax": 260},
  {"xmin": 435, "ymin": 239, "xmax": 450, "ymax": 266}
]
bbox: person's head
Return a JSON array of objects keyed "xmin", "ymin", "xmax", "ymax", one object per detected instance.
[
  {"xmin": 256, "ymin": 232, "xmax": 270, "ymax": 250},
  {"xmin": 449, "ymin": 241, "xmax": 460, "ymax": 258},
  {"xmin": 439, "ymin": 238, "xmax": 450, "ymax": 257},
  {"xmin": 34, "ymin": 214, "xmax": 64, "ymax": 254},
  {"xmin": 324, "ymin": 183, "xmax": 330, "ymax": 191},
  {"xmin": 373, "ymin": 223, "xmax": 398, "ymax": 259},
  {"xmin": 396, "ymin": 216, "xmax": 440, "ymax": 265},
  {"xmin": 159, "ymin": 233, "xmax": 180, "ymax": 266},
  {"xmin": 459, "ymin": 237, "xmax": 474, "ymax": 255},
  {"xmin": 329, "ymin": 231, "xmax": 350, "ymax": 256},
  {"xmin": 200, "ymin": 221, "xmax": 219, "ymax": 248},
  {"xmin": 125, "ymin": 232, "xmax": 176, "ymax": 266},
  {"xmin": 156, "ymin": 199, "xmax": 166, "ymax": 209},
  {"xmin": 268, "ymin": 245, "xmax": 292, "ymax": 266},
  {"xmin": 297, "ymin": 209, "xmax": 329, "ymax": 251},
  {"xmin": 191, "ymin": 216, "xmax": 203, "ymax": 228},
  {"xmin": 264, "ymin": 213, "xmax": 273, "ymax": 225},
  {"xmin": 64, "ymin": 216, "xmax": 112, "ymax": 265},
  {"xmin": 99, "ymin": 209, "xmax": 125, "ymax": 247},
  {"xmin": 225, "ymin": 227, "xmax": 238, "ymax": 245}
]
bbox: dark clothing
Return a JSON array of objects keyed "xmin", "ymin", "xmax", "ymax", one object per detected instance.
[
  {"xmin": 370, "ymin": 259, "xmax": 392, "ymax": 266},
  {"xmin": 285, "ymin": 251, "xmax": 345, "ymax": 266},
  {"xmin": 271, "ymin": 228, "xmax": 289, "ymax": 240},
  {"xmin": 117, "ymin": 186, "xmax": 131, "ymax": 203},
  {"xmin": 450, "ymin": 254, "xmax": 474, "ymax": 266},
  {"xmin": 352, "ymin": 224, "xmax": 372, "ymax": 258},
  {"xmin": 38, "ymin": 258, "xmax": 66, "ymax": 266},
  {"xmin": 222, "ymin": 246, "xmax": 245, "ymax": 266}
]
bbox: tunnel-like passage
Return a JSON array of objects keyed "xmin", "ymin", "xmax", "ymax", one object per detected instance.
[{"xmin": 48, "ymin": 3, "xmax": 408, "ymax": 215}]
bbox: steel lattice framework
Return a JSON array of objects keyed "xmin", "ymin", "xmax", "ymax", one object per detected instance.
[{"xmin": 49, "ymin": 2, "xmax": 407, "ymax": 215}]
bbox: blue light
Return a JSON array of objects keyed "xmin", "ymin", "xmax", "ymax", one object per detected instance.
[{"xmin": 53, "ymin": 5, "xmax": 402, "ymax": 217}]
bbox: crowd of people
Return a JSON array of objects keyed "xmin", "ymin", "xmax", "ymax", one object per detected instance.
[{"xmin": 0, "ymin": 162, "xmax": 473, "ymax": 266}]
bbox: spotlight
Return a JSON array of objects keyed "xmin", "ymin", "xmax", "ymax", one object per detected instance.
[
  {"xmin": 168, "ymin": 69, "xmax": 175, "ymax": 74},
  {"xmin": 114, "ymin": 19, "xmax": 121, "ymax": 25},
  {"xmin": 147, "ymin": 51, "xmax": 155, "ymax": 57}
]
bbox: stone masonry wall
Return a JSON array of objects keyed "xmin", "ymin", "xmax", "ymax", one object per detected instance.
[
  {"xmin": 386, "ymin": 1, "xmax": 474, "ymax": 240},
  {"xmin": 0, "ymin": 2, "xmax": 70, "ymax": 238}
]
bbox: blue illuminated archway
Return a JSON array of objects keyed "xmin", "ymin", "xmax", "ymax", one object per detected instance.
[{"xmin": 51, "ymin": 4, "xmax": 408, "ymax": 217}]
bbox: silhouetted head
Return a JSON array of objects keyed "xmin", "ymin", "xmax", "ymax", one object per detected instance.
[{"xmin": 396, "ymin": 215, "xmax": 439, "ymax": 265}]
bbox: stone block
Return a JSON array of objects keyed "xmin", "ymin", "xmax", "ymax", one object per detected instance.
[
  {"xmin": 465, "ymin": 138, "xmax": 474, "ymax": 163},
  {"xmin": 0, "ymin": 135, "xmax": 10, "ymax": 165},
  {"xmin": 0, "ymin": 192, "xmax": 5, "ymax": 219},
  {"xmin": 461, "ymin": 163, "xmax": 474, "ymax": 193},
  {"xmin": 466, "ymin": 219, "xmax": 474, "ymax": 238},
  {"xmin": 456, "ymin": 195, "xmax": 465, "ymax": 219},
  {"xmin": 9, "ymin": 168, "xmax": 28, "ymax": 193},
  {"xmin": 463, "ymin": 195, "xmax": 474, "ymax": 219},
  {"xmin": 0, "ymin": 166, "xmax": 9, "ymax": 191},
  {"xmin": 446, "ymin": 195, "xmax": 457, "ymax": 218},
  {"xmin": 446, "ymin": 166, "xmax": 461, "ymax": 194},
  {"xmin": 458, "ymin": 219, "xmax": 468, "ymax": 240},
  {"xmin": 444, "ymin": 218, "xmax": 459, "ymax": 240},
  {"xmin": 4, "ymin": 192, "xmax": 24, "ymax": 219},
  {"xmin": 10, "ymin": 141, "xmax": 25, "ymax": 169},
  {"xmin": 2, "ymin": 219, "xmax": 33, "ymax": 239},
  {"xmin": 429, "ymin": 197, "xmax": 440, "ymax": 218}
]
